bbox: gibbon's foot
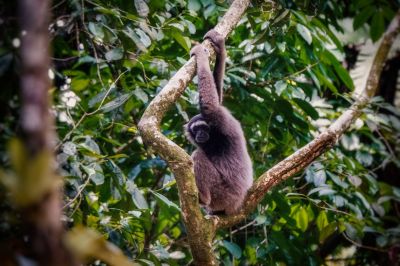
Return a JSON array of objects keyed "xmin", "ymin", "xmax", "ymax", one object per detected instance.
[
  {"xmin": 208, "ymin": 210, "xmax": 225, "ymax": 216},
  {"xmin": 204, "ymin": 29, "xmax": 225, "ymax": 54},
  {"xmin": 204, "ymin": 214, "xmax": 221, "ymax": 223},
  {"xmin": 190, "ymin": 44, "xmax": 209, "ymax": 58}
]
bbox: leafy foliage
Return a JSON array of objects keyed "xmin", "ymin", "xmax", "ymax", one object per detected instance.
[{"xmin": 0, "ymin": 0, "xmax": 399, "ymax": 265}]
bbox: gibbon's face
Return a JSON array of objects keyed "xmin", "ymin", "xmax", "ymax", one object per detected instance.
[{"xmin": 189, "ymin": 119, "xmax": 210, "ymax": 144}]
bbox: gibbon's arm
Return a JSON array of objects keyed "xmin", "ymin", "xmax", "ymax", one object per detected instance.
[
  {"xmin": 204, "ymin": 30, "xmax": 226, "ymax": 104},
  {"xmin": 213, "ymin": 47, "xmax": 225, "ymax": 104},
  {"xmin": 191, "ymin": 45, "xmax": 221, "ymax": 120}
]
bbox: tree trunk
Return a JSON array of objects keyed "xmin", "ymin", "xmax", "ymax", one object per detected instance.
[{"xmin": 18, "ymin": 0, "xmax": 77, "ymax": 265}]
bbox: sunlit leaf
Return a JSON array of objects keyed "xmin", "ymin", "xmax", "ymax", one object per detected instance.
[
  {"xmin": 188, "ymin": 0, "xmax": 201, "ymax": 12},
  {"xmin": 150, "ymin": 190, "xmax": 181, "ymax": 211},
  {"xmin": 65, "ymin": 226, "xmax": 140, "ymax": 266},
  {"xmin": 134, "ymin": 0, "xmax": 149, "ymax": 18},
  {"xmin": 296, "ymin": 24, "xmax": 312, "ymax": 45},
  {"xmin": 126, "ymin": 180, "xmax": 149, "ymax": 209},
  {"xmin": 88, "ymin": 22, "xmax": 104, "ymax": 39},
  {"xmin": 105, "ymin": 48, "xmax": 124, "ymax": 61},
  {"xmin": 316, "ymin": 211, "xmax": 328, "ymax": 231},
  {"xmin": 222, "ymin": 240, "xmax": 242, "ymax": 259},
  {"xmin": 100, "ymin": 92, "xmax": 133, "ymax": 113}
]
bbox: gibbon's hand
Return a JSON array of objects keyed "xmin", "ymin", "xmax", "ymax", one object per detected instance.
[
  {"xmin": 204, "ymin": 29, "xmax": 225, "ymax": 54},
  {"xmin": 190, "ymin": 44, "xmax": 210, "ymax": 58}
]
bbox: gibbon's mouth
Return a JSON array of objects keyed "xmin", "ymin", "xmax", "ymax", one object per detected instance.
[{"xmin": 195, "ymin": 131, "xmax": 209, "ymax": 143}]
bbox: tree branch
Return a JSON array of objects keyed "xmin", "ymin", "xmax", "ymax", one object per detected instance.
[
  {"xmin": 138, "ymin": 0, "xmax": 252, "ymax": 264},
  {"xmin": 216, "ymin": 10, "xmax": 400, "ymax": 228}
]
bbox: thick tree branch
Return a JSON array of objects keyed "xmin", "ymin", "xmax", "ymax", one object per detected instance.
[
  {"xmin": 138, "ymin": 0, "xmax": 251, "ymax": 264},
  {"xmin": 216, "ymin": 10, "xmax": 400, "ymax": 228}
]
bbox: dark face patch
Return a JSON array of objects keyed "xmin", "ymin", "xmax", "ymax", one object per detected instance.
[
  {"xmin": 195, "ymin": 128, "xmax": 210, "ymax": 143},
  {"xmin": 189, "ymin": 118, "xmax": 210, "ymax": 144}
]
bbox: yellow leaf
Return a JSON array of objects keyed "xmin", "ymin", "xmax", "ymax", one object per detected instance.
[{"xmin": 65, "ymin": 226, "xmax": 140, "ymax": 266}]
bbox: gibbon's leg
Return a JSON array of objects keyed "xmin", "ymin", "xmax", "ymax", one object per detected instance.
[
  {"xmin": 204, "ymin": 29, "xmax": 226, "ymax": 103},
  {"xmin": 224, "ymin": 195, "xmax": 244, "ymax": 215},
  {"xmin": 192, "ymin": 150, "xmax": 214, "ymax": 206}
]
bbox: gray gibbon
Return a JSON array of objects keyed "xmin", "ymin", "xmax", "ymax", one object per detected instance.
[{"xmin": 185, "ymin": 30, "xmax": 253, "ymax": 215}]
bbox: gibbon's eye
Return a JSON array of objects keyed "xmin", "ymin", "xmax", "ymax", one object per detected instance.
[{"xmin": 190, "ymin": 120, "xmax": 209, "ymax": 133}]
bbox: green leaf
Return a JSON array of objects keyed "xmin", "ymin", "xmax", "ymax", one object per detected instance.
[
  {"xmin": 134, "ymin": 0, "xmax": 149, "ymax": 17},
  {"xmin": 296, "ymin": 24, "xmax": 312, "ymax": 45},
  {"xmin": 170, "ymin": 23, "xmax": 185, "ymax": 32},
  {"xmin": 133, "ymin": 88, "xmax": 148, "ymax": 103},
  {"xmin": 316, "ymin": 211, "xmax": 328, "ymax": 231},
  {"xmin": 353, "ymin": 7, "xmax": 375, "ymax": 30},
  {"xmin": 315, "ymin": 71, "xmax": 338, "ymax": 93},
  {"xmin": 255, "ymin": 215, "xmax": 267, "ymax": 225},
  {"xmin": 150, "ymin": 190, "xmax": 181, "ymax": 211},
  {"xmin": 82, "ymin": 164, "xmax": 104, "ymax": 185},
  {"xmin": 319, "ymin": 222, "xmax": 337, "ymax": 243},
  {"xmin": 188, "ymin": 0, "xmax": 201, "ymax": 12},
  {"xmin": 88, "ymin": 22, "xmax": 104, "ymax": 39},
  {"xmin": 333, "ymin": 62, "xmax": 354, "ymax": 89},
  {"xmin": 105, "ymin": 48, "xmax": 124, "ymax": 61},
  {"xmin": 356, "ymin": 150, "xmax": 373, "ymax": 167},
  {"xmin": 293, "ymin": 206, "xmax": 308, "ymax": 232},
  {"xmin": 275, "ymin": 99, "xmax": 294, "ymax": 117},
  {"xmin": 227, "ymin": 73, "xmax": 247, "ymax": 85},
  {"xmin": 100, "ymin": 92, "xmax": 133, "ymax": 113},
  {"xmin": 307, "ymin": 69, "xmax": 320, "ymax": 89},
  {"xmin": 171, "ymin": 31, "xmax": 191, "ymax": 52},
  {"xmin": 203, "ymin": 4, "xmax": 216, "ymax": 19},
  {"xmin": 274, "ymin": 80, "xmax": 287, "ymax": 96},
  {"xmin": 136, "ymin": 29, "xmax": 151, "ymax": 47},
  {"xmin": 293, "ymin": 98, "xmax": 319, "ymax": 119},
  {"xmin": 370, "ymin": 12, "xmax": 385, "ymax": 42},
  {"xmin": 71, "ymin": 78, "xmax": 90, "ymax": 91},
  {"xmin": 126, "ymin": 181, "xmax": 149, "ymax": 209},
  {"xmin": 222, "ymin": 240, "xmax": 242, "ymax": 259},
  {"xmin": 123, "ymin": 27, "xmax": 148, "ymax": 52},
  {"xmin": 185, "ymin": 19, "xmax": 196, "ymax": 34}
]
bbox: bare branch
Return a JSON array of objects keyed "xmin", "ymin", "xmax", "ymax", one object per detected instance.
[{"xmin": 216, "ymin": 10, "xmax": 400, "ymax": 228}]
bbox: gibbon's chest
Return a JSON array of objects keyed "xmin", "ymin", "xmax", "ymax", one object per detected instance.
[{"xmin": 200, "ymin": 127, "xmax": 232, "ymax": 156}]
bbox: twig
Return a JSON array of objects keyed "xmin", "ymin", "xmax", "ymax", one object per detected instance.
[
  {"xmin": 63, "ymin": 173, "xmax": 92, "ymax": 209},
  {"xmin": 343, "ymin": 233, "xmax": 387, "ymax": 253},
  {"xmin": 230, "ymin": 220, "xmax": 257, "ymax": 234},
  {"xmin": 56, "ymin": 70, "xmax": 128, "ymax": 150}
]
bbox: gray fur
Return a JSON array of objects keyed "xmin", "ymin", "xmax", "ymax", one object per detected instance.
[{"xmin": 185, "ymin": 30, "xmax": 253, "ymax": 215}]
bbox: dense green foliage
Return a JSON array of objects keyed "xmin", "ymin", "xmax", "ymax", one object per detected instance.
[{"xmin": 1, "ymin": 0, "xmax": 400, "ymax": 265}]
